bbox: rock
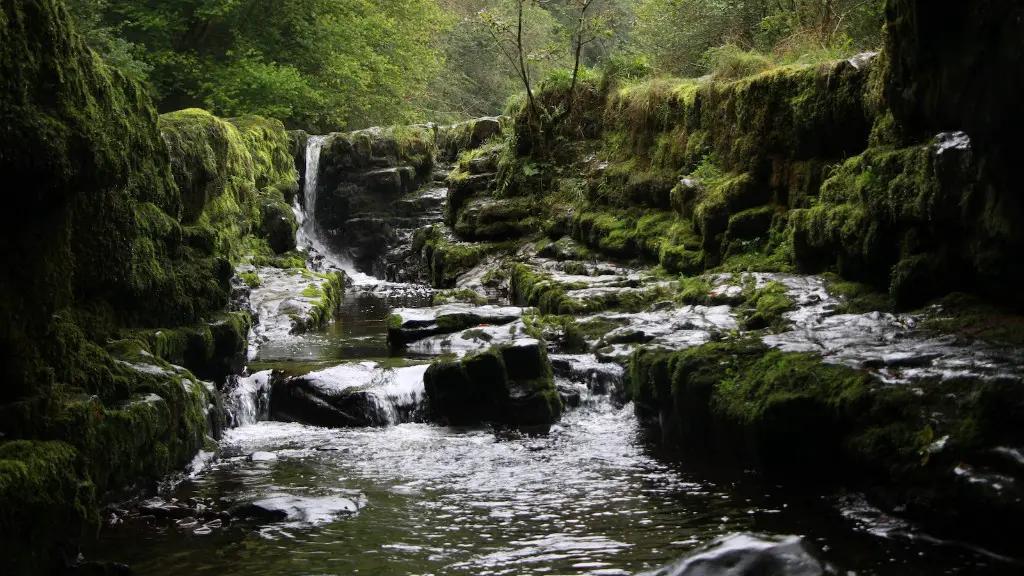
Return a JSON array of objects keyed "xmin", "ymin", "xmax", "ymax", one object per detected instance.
[
  {"xmin": 248, "ymin": 451, "xmax": 277, "ymax": 462},
  {"xmin": 639, "ymin": 534, "xmax": 829, "ymax": 576},
  {"xmin": 230, "ymin": 493, "xmax": 361, "ymax": 524},
  {"xmin": 405, "ymin": 320, "xmax": 531, "ymax": 357},
  {"xmin": 424, "ymin": 340, "xmax": 562, "ymax": 431},
  {"xmin": 175, "ymin": 517, "xmax": 198, "ymax": 529},
  {"xmin": 259, "ymin": 197, "xmax": 298, "ymax": 253},
  {"xmin": 228, "ymin": 502, "xmax": 289, "ymax": 523},
  {"xmin": 386, "ymin": 304, "xmax": 524, "ymax": 348},
  {"xmin": 270, "ymin": 362, "xmax": 429, "ymax": 428},
  {"xmin": 138, "ymin": 501, "xmax": 198, "ymax": 520}
]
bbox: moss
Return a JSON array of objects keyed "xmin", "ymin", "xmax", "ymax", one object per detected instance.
[
  {"xmin": 454, "ymin": 197, "xmax": 539, "ymax": 241},
  {"xmin": 789, "ymin": 138, "xmax": 1019, "ymax": 309},
  {"xmin": 432, "ymin": 289, "xmax": 488, "ymax": 306},
  {"xmin": 416, "ymin": 226, "xmax": 514, "ymax": 289},
  {"xmin": 742, "ymin": 281, "xmax": 794, "ymax": 331},
  {"xmin": 240, "ymin": 272, "xmax": 262, "ymax": 288},
  {"xmin": 509, "ymin": 264, "xmax": 668, "ymax": 316},
  {"xmin": 821, "ymin": 272, "xmax": 891, "ymax": 314},
  {"xmin": 629, "ymin": 337, "xmax": 1024, "ymax": 547},
  {"xmin": 0, "ymin": 440, "xmax": 97, "ymax": 575},
  {"xmin": 917, "ymin": 292, "xmax": 1024, "ymax": 347},
  {"xmin": 291, "ymin": 272, "xmax": 346, "ymax": 333}
]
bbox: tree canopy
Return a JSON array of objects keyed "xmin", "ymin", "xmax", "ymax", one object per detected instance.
[{"xmin": 67, "ymin": 0, "xmax": 887, "ymax": 131}]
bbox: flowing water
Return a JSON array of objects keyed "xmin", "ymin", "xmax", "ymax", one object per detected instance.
[{"xmin": 86, "ymin": 139, "xmax": 1024, "ymax": 575}]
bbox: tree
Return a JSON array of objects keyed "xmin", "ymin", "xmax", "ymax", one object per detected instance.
[{"xmin": 70, "ymin": 0, "xmax": 450, "ymax": 132}]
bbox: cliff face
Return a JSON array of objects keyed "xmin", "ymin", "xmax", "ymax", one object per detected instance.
[{"xmin": 0, "ymin": 1, "xmax": 297, "ymax": 572}]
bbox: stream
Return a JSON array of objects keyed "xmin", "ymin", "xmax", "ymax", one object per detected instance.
[{"xmin": 85, "ymin": 136, "xmax": 1024, "ymax": 575}]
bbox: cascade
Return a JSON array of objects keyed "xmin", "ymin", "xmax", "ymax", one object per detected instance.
[
  {"xmin": 295, "ymin": 135, "xmax": 379, "ymax": 284},
  {"xmin": 223, "ymin": 371, "xmax": 273, "ymax": 428}
]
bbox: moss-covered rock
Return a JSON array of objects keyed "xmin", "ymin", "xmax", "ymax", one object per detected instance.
[
  {"xmin": 789, "ymin": 138, "xmax": 1019, "ymax": 309},
  {"xmin": 386, "ymin": 304, "xmax": 524, "ymax": 349},
  {"xmin": 629, "ymin": 339, "xmax": 1024, "ymax": 550},
  {"xmin": 0, "ymin": 440, "xmax": 98, "ymax": 575},
  {"xmin": 437, "ymin": 116, "xmax": 505, "ymax": 162},
  {"xmin": 412, "ymin": 225, "xmax": 512, "ymax": 289},
  {"xmin": 424, "ymin": 340, "xmax": 562, "ymax": 431},
  {"xmin": 0, "ymin": 1, "xmax": 290, "ymax": 567}
]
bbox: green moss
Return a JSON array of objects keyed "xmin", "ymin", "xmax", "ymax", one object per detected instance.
[
  {"xmin": 416, "ymin": 226, "xmax": 515, "ymax": 289},
  {"xmin": 742, "ymin": 281, "xmax": 794, "ymax": 331},
  {"xmin": 918, "ymin": 292, "xmax": 1024, "ymax": 347},
  {"xmin": 432, "ymin": 289, "xmax": 488, "ymax": 306},
  {"xmin": 0, "ymin": 440, "xmax": 97, "ymax": 575},
  {"xmin": 629, "ymin": 337, "xmax": 1024, "ymax": 542},
  {"xmin": 454, "ymin": 197, "xmax": 539, "ymax": 241},
  {"xmin": 509, "ymin": 264, "xmax": 669, "ymax": 316},
  {"xmin": 240, "ymin": 272, "xmax": 262, "ymax": 288},
  {"xmin": 821, "ymin": 272, "xmax": 891, "ymax": 314},
  {"xmin": 789, "ymin": 139, "xmax": 1013, "ymax": 309}
]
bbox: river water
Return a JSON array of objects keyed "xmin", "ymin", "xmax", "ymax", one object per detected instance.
[{"xmin": 88, "ymin": 284, "xmax": 1021, "ymax": 575}]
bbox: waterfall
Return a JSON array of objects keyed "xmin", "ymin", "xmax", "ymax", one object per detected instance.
[
  {"xmin": 223, "ymin": 371, "xmax": 273, "ymax": 428},
  {"xmin": 294, "ymin": 135, "xmax": 379, "ymax": 285},
  {"xmin": 295, "ymin": 135, "xmax": 327, "ymax": 249}
]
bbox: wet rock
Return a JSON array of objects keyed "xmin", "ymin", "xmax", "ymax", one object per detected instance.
[
  {"xmin": 241, "ymin": 264, "xmax": 346, "ymax": 360},
  {"xmin": 424, "ymin": 339, "xmax": 562, "ymax": 431},
  {"xmin": 231, "ymin": 493, "xmax": 361, "ymax": 525},
  {"xmin": 550, "ymin": 354, "xmax": 626, "ymax": 402},
  {"xmin": 259, "ymin": 197, "xmax": 298, "ymax": 253},
  {"xmin": 406, "ymin": 320, "xmax": 531, "ymax": 357},
  {"xmin": 228, "ymin": 501, "xmax": 290, "ymax": 523},
  {"xmin": 138, "ymin": 499, "xmax": 198, "ymax": 520},
  {"xmin": 387, "ymin": 304, "xmax": 524, "ymax": 348},
  {"xmin": 270, "ymin": 363, "xmax": 428, "ymax": 427},
  {"xmin": 640, "ymin": 534, "xmax": 829, "ymax": 576}
]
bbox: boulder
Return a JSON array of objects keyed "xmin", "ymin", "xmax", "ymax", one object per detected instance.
[
  {"xmin": 424, "ymin": 340, "xmax": 562, "ymax": 431},
  {"xmin": 639, "ymin": 534, "xmax": 828, "ymax": 576},
  {"xmin": 269, "ymin": 363, "xmax": 428, "ymax": 427},
  {"xmin": 386, "ymin": 304, "xmax": 524, "ymax": 348}
]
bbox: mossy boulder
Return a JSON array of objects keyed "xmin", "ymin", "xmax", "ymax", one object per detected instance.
[
  {"xmin": 0, "ymin": 440, "xmax": 97, "ymax": 575},
  {"xmin": 424, "ymin": 340, "xmax": 562, "ymax": 431},
  {"xmin": 454, "ymin": 197, "xmax": 538, "ymax": 241},
  {"xmin": 413, "ymin": 226, "xmax": 509, "ymax": 289},
  {"xmin": 629, "ymin": 339, "xmax": 1024, "ymax": 551},
  {"xmin": 258, "ymin": 194, "xmax": 298, "ymax": 254},
  {"xmin": 437, "ymin": 116, "xmax": 505, "ymax": 162},
  {"xmin": 789, "ymin": 138, "xmax": 1021, "ymax": 309}
]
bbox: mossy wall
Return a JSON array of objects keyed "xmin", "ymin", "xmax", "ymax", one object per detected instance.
[
  {"xmin": 628, "ymin": 340, "xmax": 1024, "ymax": 551},
  {"xmin": 0, "ymin": 0, "xmax": 298, "ymax": 571},
  {"xmin": 492, "ymin": 0, "xmax": 1022, "ymax": 310}
]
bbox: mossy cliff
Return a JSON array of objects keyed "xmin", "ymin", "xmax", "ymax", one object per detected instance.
[
  {"xmin": 473, "ymin": 1, "xmax": 1023, "ymax": 312},
  {"xmin": 0, "ymin": 0, "xmax": 298, "ymax": 572},
  {"xmin": 311, "ymin": 124, "xmax": 437, "ymax": 272}
]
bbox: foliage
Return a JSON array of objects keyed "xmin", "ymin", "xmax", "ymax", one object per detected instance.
[
  {"xmin": 632, "ymin": 0, "xmax": 885, "ymax": 77},
  {"xmin": 70, "ymin": 0, "xmax": 449, "ymax": 131}
]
